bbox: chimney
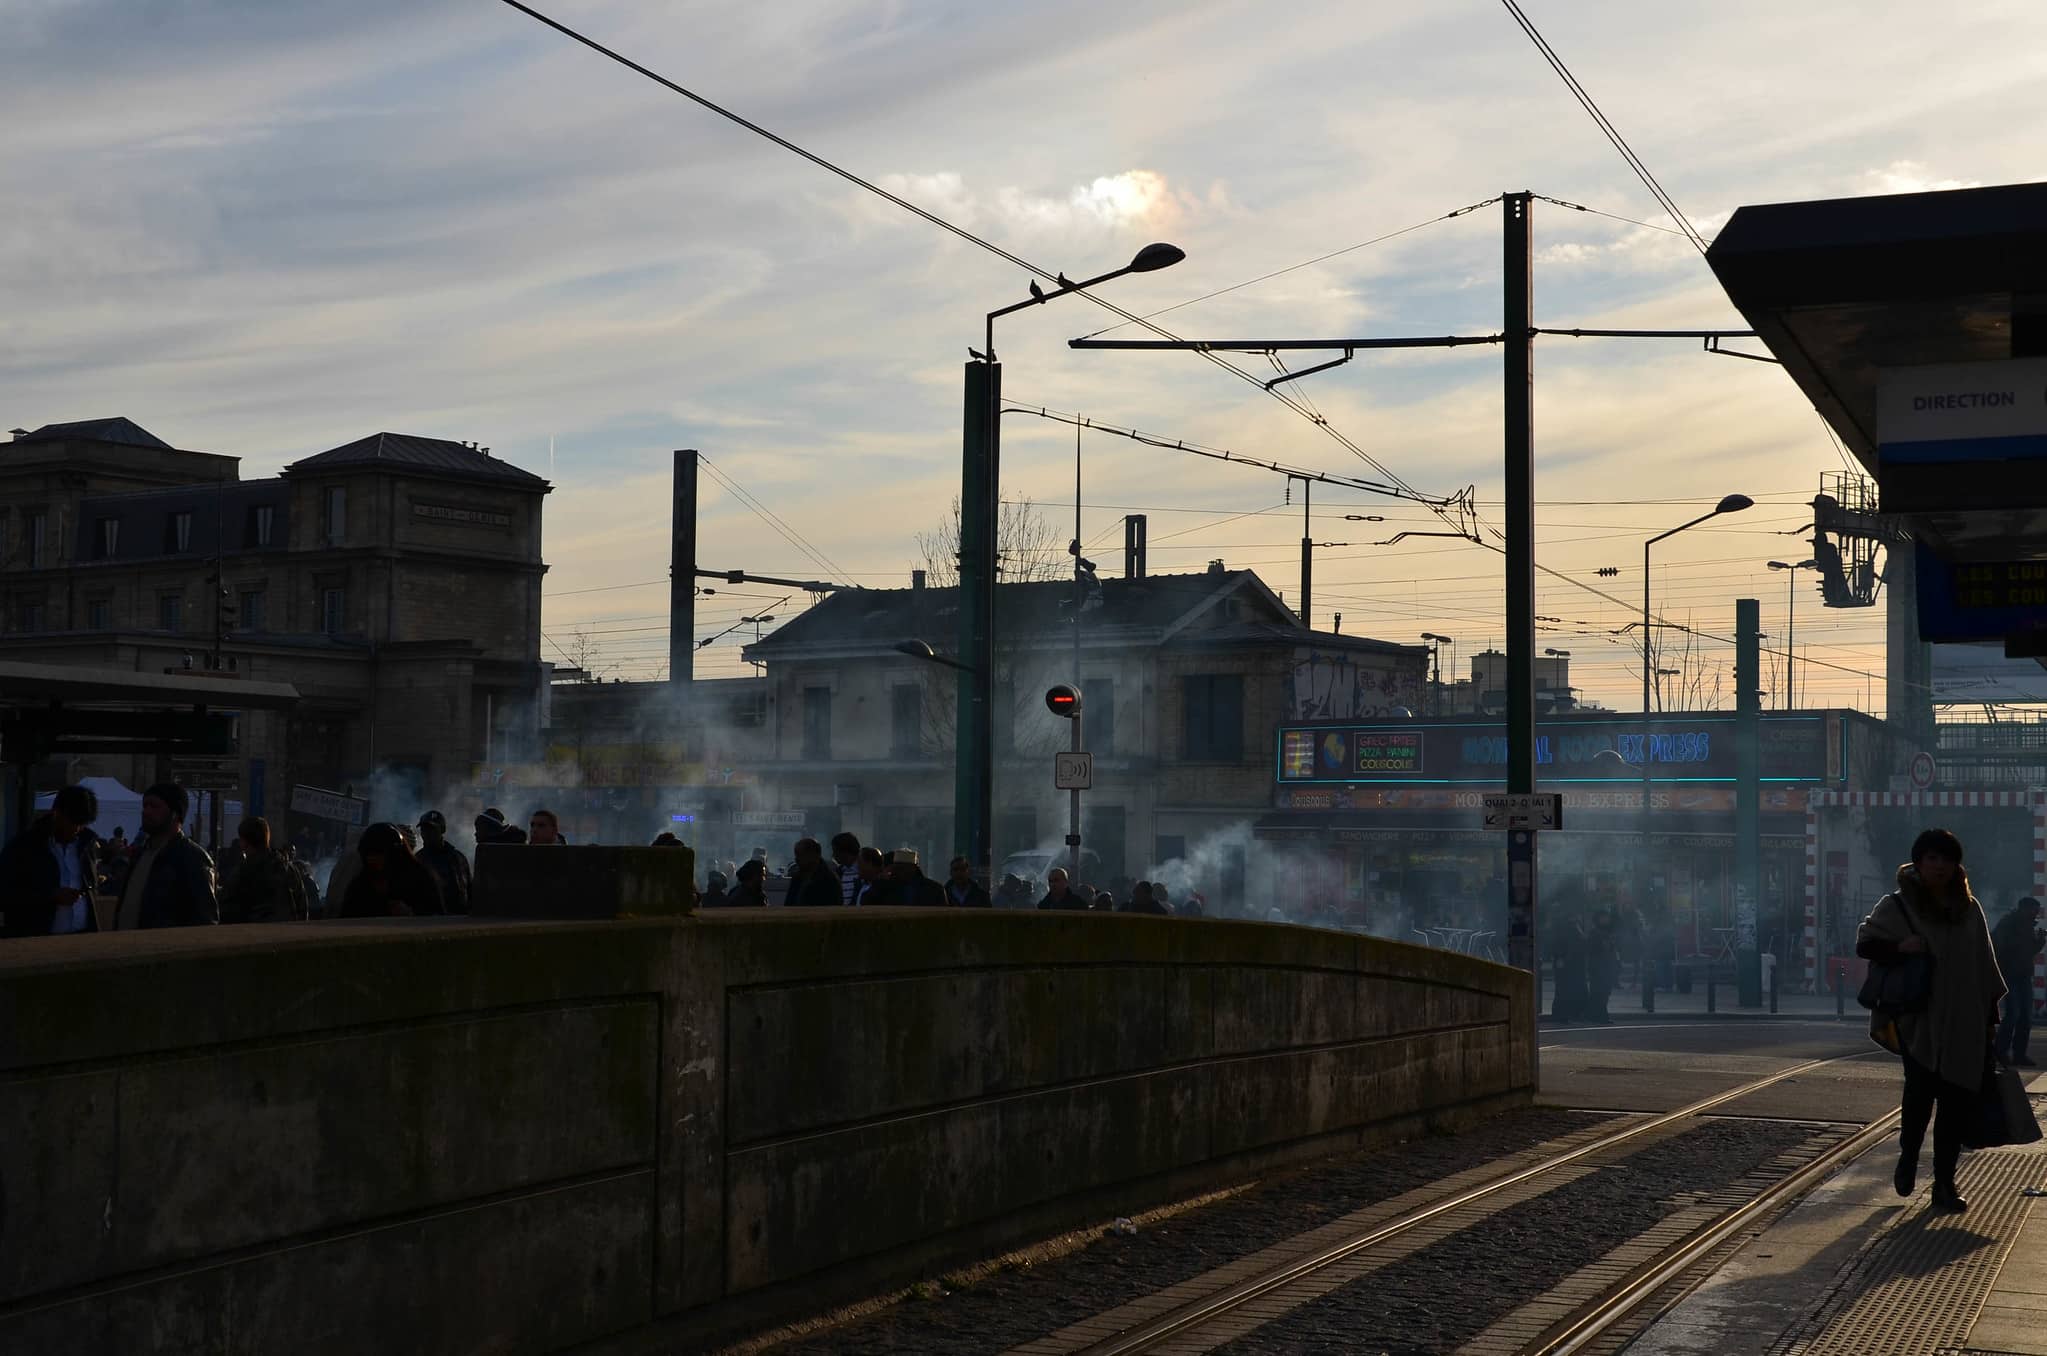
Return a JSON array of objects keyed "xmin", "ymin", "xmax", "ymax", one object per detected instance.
[
  {"xmin": 912, "ymin": 569, "xmax": 926, "ymax": 590},
  {"xmin": 8, "ymin": 428, "xmax": 27, "ymax": 441},
  {"xmin": 1123, "ymin": 514, "xmax": 1147, "ymax": 578},
  {"xmin": 1207, "ymin": 558, "xmax": 1225, "ymax": 575},
  {"xmin": 1333, "ymin": 613, "xmax": 1343, "ymax": 634}
]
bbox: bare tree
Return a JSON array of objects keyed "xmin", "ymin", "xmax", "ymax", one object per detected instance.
[
  {"xmin": 1645, "ymin": 618, "xmax": 1728, "ymax": 711},
  {"xmin": 909, "ymin": 497, "xmax": 1073, "ymax": 758},
  {"xmin": 554, "ymin": 625, "xmax": 616, "ymax": 683},
  {"xmin": 916, "ymin": 495, "xmax": 1066, "ymax": 588}
]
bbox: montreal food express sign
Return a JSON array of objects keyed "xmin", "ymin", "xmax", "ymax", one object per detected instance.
[{"xmin": 1276, "ymin": 714, "xmax": 1838, "ymax": 786}]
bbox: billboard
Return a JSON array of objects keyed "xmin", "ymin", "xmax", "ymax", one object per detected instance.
[
  {"xmin": 1274, "ymin": 714, "xmax": 1837, "ymax": 786},
  {"xmin": 1931, "ymin": 643, "xmax": 2047, "ymax": 703}
]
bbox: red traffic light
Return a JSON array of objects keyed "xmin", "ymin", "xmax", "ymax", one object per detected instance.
[{"xmin": 1045, "ymin": 684, "xmax": 1082, "ymax": 717}]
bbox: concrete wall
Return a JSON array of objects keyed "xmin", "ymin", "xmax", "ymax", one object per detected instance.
[{"xmin": 0, "ymin": 910, "xmax": 1532, "ymax": 1353}]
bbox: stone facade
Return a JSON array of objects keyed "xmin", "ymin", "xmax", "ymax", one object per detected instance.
[
  {"xmin": 739, "ymin": 568, "xmax": 1427, "ymax": 887},
  {"xmin": 0, "ymin": 420, "xmax": 548, "ymax": 849}
]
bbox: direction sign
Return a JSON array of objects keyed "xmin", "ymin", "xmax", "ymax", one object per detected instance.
[
  {"xmin": 1481, "ymin": 792, "xmax": 1564, "ymax": 831},
  {"xmin": 1054, "ymin": 752, "xmax": 1093, "ymax": 790},
  {"xmin": 291, "ymin": 784, "xmax": 368, "ymax": 827},
  {"xmin": 170, "ymin": 767, "xmax": 239, "ymax": 791},
  {"xmin": 734, "ymin": 810, "xmax": 806, "ymax": 829}
]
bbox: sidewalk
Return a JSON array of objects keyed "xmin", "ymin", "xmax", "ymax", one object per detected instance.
[
  {"xmin": 1539, "ymin": 977, "xmax": 1857, "ymax": 1022},
  {"xmin": 1628, "ymin": 1071, "xmax": 2047, "ymax": 1355}
]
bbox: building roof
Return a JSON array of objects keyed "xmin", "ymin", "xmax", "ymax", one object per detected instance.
[
  {"xmin": 284, "ymin": 432, "xmax": 550, "ymax": 489},
  {"xmin": 745, "ymin": 569, "xmax": 1422, "ymax": 661},
  {"xmin": 1709, "ymin": 181, "xmax": 2047, "ymax": 465},
  {"xmin": 13, "ymin": 417, "xmax": 173, "ymax": 449}
]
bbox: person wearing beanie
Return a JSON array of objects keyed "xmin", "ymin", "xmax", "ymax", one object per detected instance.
[{"xmin": 112, "ymin": 782, "xmax": 218, "ymax": 929}]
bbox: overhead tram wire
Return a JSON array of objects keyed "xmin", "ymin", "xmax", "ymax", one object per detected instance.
[
  {"xmin": 1530, "ymin": 194, "xmax": 1697, "ymax": 240},
  {"xmin": 1498, "ymin": 0, "xmax": 1710, "ymax": 256},
  {"xmin": 1074, "ymin": 198, "xmax": 1501, "ymax": 340},
  {"xmin": 696, "ymin": 456, "xmax": 855, "ymax": 588},
  {"xmin": 495, "ymin": 0, "xmax": 1483, "ymax": 541},
  {"xmin": 497, "ymin": 0, "xmax": 1777, "ymax": 653}
]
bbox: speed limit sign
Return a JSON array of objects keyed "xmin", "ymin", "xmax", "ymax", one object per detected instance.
[{"xmin": 1909, "ymin": 751, "xmax": 1937, "ymax": 790}]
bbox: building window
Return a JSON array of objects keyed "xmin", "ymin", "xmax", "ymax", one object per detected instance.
[
  {"xmin": 1181, "ymin": 674, "xmax": 1244, "ymax": 762},
  {"xmin": 802, "ymin": 685, "xmax": 832, "ymax": 760},
  {"xmin": 164, "ymin": 511, "xmax": 192, "ymax": 554},
  {"xmin": 323, "ymin": 487, "xmax": 346, "ymax": 544},
  {"xmin": 29, "ymin": 511, "xmax": 47, "ymax": 569},
  {"xmin": 158, "ymin": 593, "xmax": 183, "ymax": 632},
  {"xmin": 246, "ymin": 504, "xmax": 275, "ymax": 548},
  {"xmin": 1086, "ymin": 677, "xmax": 1116, "ymax": 756},
  {"xmin": 95, "ymin": 517, "xmax": 119, "ymax": 560},
  {"xmin": 86, "ymin": 598, "xmax": 111, "ymax": 631},
  {"xmin": 240, "ymin": 589, "xmax": 266, "ymax": 633},
  {"xmin": 891, "ymin": 684, "xmax": 922, "ymax": 759},
  {"xmin": 321, "ymin": 587, "xmax": 345, "ymax": 635},
  {"xmin": 16, "ymin": 601, "xmax": 44, "ymax": 633}
]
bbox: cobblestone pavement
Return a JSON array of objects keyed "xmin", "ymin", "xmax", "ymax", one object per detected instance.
[
  {"xmin": 1208, "ymin": 1118, "xmax": 1827, "ymax": 1356},
  {"xmin": 755, "ymin": 1108, "xmax": 1611, "ymax": 1355}
]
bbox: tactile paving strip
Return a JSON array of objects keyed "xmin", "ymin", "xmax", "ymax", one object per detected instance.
[{"xmin": 1774, "ymin": 1146, "xmax": 2046, "ymax": 1356}]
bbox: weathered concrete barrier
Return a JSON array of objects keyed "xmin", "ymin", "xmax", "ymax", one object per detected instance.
[{"xmin": 0, "ymin": 910, "xmax": 1532, "ymax": 1353}]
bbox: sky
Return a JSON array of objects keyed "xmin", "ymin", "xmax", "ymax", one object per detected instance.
[{"xmin": 6, "ymin": 0, "xmax": 2046, "ymax": 710}]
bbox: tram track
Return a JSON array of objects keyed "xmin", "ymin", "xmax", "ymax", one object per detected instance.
[{"xmin": 1041, "ymin": 1051, "xmax": 1888, "ymax": 1356}]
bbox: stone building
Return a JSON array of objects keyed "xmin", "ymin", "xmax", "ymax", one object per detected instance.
[
  {"xmin": 738, "ymin": 564, "xmax": 1426, "ymax": 893},
  {"xmin": 0, "ymin": 418, "xmax": 549, "ymax": 845}
]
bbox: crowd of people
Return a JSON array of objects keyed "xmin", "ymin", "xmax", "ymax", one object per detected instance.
[
  {"xmin": 686, "ymin": 832, "xmax": 1209, "ymax": 916},
  {"xmin": 1, "ymin": 788, "xmax": 1222, "ymax": 934}
]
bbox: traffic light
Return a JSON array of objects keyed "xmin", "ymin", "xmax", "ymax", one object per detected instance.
[
  {"xmin": 1044, "ymin": 684, "xmax": 1082, "ymax": 718},
  {"xmin": 218, "ymin": 587, "xmax": 237, "ymax": 632}
]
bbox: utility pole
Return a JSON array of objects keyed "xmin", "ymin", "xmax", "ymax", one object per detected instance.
[
  {"xmin": 1503, "ymin": 190, "xmax": 1540, "ymax": 1068},
  {"xmin": 1298, "ymin": 477, "xmax": 1313, "ymax": 625},
  {"xmin": 958, "ymin": 361, "xmax": 998, "ymax": 883},
  {"xmin": 1735, "ymin": 597, "xmax": 1763, "ymax": 1006},
  {"xmin": 670, "ymin": 450, "xmax": 697, "ymax": 697}
]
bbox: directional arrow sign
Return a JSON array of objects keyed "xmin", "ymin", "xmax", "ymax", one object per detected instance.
[{"xmin": 1481, "ymin": 792, "xmax": 1563, "ymax": 831}]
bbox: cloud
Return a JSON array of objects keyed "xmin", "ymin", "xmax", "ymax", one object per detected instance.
[{"xmin": 1863, "ymin": 161, "xmax": 1986, "ymax": 196}]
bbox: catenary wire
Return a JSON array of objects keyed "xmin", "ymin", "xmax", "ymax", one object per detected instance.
[
  {"xmin": 1499, "ymin": 1, "xmax": 1710, "ymax": 255},
  {"xmin": 1075, "ymin": 198, "xmax": 1499, "ymax": 340}
]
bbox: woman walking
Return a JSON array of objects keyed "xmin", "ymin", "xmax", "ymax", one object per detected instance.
[{"xmin": 1856, "ymin": 828, "xmax": 2006, "ymax": 1211}]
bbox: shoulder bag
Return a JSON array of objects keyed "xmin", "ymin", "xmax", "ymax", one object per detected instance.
[{"xmin": 1857, "ymin": 892, "xmax": 1935, "ymax": 1017}]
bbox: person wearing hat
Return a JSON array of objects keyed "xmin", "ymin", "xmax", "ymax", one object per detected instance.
[
  {"xmin": 112, "ymin": 783, "xmax": 218, "ymax": 930},
  {"xmin": 474, "ymin": 807, "xmax": 527, "ymax": 847},
  {"xmin": 885, "ymin": 847, "xmax": 945, "ymax": 908},
  {"xmin": 416, "ymin": 810, "xmax": 472, "ymax": 915},
  {"xmin": 1993, "ymin": 896, "xmax": 2046, "ymax": 1066}
]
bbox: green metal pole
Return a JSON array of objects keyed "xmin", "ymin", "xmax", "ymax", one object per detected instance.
[
  {"xmin": 957, "ymin": 361, "xmax": 998, "ymax": 880},
  {"xmin": 1736, "ymin": 597, "xmax": 1762, "ymax": 1006}
]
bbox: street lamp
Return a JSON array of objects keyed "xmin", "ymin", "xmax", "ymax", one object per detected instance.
[
  {"xmin": 895, "ymin": 638, "xmax": 978, "ymax": 675},
  {"xmin": 1767, "ymin": 559, "xmax": 1820, "ymax": 710},
  {"xmin": 958, "ymin": 243, "xmax": 1186, "ymax": 886},
  {"xmin": 1636, "ymin": 494, "xmax": 1752, "ymax": 918}
]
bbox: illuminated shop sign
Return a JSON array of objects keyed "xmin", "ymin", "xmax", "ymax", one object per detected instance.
[{"xmin": 1275, "ymin": 716, "xmax": 1834, "ymax": 786}]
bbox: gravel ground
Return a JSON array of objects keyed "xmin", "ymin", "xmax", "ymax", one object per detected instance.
[
  {"xmin": 1211, "ymin": 1118, "xmax": 1824, "ymax": 1356},
  {"xmin": 757, "ymin": 1107, "xmax": 1613, "ymax": 1355}
]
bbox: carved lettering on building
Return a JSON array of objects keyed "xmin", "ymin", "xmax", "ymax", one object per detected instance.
[{"xmin": 412, "ymin": 502, "xmax": 510, "ymax": 528}]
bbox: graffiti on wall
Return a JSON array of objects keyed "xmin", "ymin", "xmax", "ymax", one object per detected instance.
[{"xmin": 1289, "ymin": 648, "xmax": 1422, "ymax": 720}]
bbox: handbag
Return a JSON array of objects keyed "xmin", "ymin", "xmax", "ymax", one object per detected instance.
[
  {"xmin": 1857, "ymin": 893, "xmax": 1935, "ymax": 1016},
  {"xmin": 1963, "ymin": 1054, "xmax": 2044, "ymax": 1149}
]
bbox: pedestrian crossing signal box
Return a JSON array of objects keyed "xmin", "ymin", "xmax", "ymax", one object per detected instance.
[{"xmin": 1045, "ymin": 684, "xmax": 1082, "ymax": 717}]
